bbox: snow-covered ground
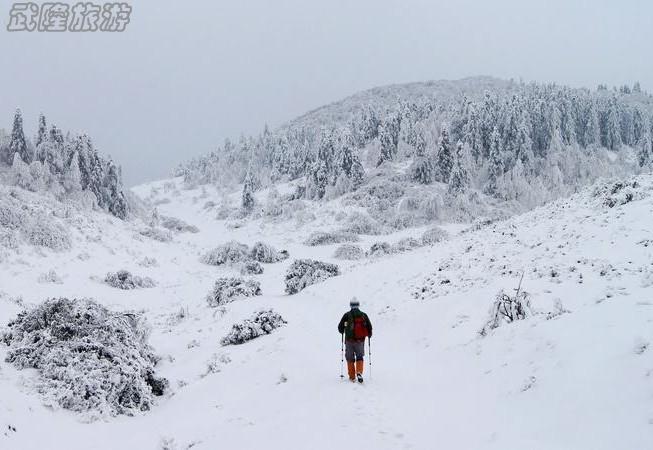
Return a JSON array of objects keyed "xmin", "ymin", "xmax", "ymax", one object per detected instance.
[{"xmin": 1, "ymin": 174, "xmax": 653, "ymax": 450}]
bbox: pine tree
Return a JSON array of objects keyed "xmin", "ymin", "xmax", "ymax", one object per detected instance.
[
  {"xmin": 105, "ymin": 160, "xmax": 127, "ymax": 219},
  {"xmin": 35, "ymin": 113, "xmax": 47, "ymax": 149},
  {"xmin": 409, "ymin": 156, "xmax": 434, "ymax": 184},
  {"xmin": 63, "ymin": 151, "xmax": 82, "ymax": 193},
  {"xmin": 639, "ymin": 133, "xmax": 652, "ymax": 167},
  {"xmin": 310, "ymin": 128, "xmax": 336, "ymax": 198},
  {"xmin": 377, "ymin": 114, "xmax": 400, "ymax": 166},
  {"xmin": 435, "ymin": 124, "xmax": 454, "ymax": 183},
  {"xmin": 485, "ymin": 126, "xmax": 504, "ymax": 195},
  {"xmin": 448, "ymin": 141, "xmax": 470, "ymax": 195},
  {"xmin": 9, "ymin": 108, "xmax": 30, "ymax": 165},
  {"xmin": 339, "ymin": 129, "xmax": 364, "ymax": 189},
  {"xmin": 242, "ymin": 167, "xmax": 256, "ymax": 211},
  {"xmin": 11, "ymin": 152, "xmax": 31, "ymax": 189}
]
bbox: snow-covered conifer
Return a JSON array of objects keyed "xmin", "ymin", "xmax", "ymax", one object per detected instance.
[
  {"xmin": 435, "ymin": 124, "xmax": 454, "ymax": 183},
  {"xmin": 485, "ymin": 126, "xmax": 504, "ymax": 195},
  {"xmin": 8, "ymin": 109, "xmax": 30, "ymax": 165},
  {"xmin": 242, "ymin": 167, "xmax": 256, "ymax": 212}
]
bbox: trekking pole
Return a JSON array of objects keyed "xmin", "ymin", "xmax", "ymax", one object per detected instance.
[
  {"xmin": 368, "ymin": 336, "xmax": 372, "ymax": 381},
  {"xmin": 340, "ymin": 332, "xmax": 345, "ymax": 380}
]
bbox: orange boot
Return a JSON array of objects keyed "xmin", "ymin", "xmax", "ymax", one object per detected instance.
[
  {"xmin": 355, "ymin": 360, "xmax": 364, "ymax": 381},
  {"xmin": 347, "ymin": 361, "xmax": 356, "ymax": 381}
]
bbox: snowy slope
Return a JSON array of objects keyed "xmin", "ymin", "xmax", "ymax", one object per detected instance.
[{"xmin": 1, "ymin": 174, "xmax": 653, "ymax": 450}]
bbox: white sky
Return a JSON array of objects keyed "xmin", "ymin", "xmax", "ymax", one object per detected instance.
[{"xmin": 1, "ymin": 0, "xmax": 651, "ymax": 185}]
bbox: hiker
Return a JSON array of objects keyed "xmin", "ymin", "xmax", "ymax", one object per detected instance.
[{"xmin": 338, "ymin": 297, "xmax": 372, "ymax": 383}]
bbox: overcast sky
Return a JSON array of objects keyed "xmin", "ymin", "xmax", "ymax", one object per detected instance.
[{"xmin": 1, "ymin": 0, "xmax": 651, "ymax": 185}]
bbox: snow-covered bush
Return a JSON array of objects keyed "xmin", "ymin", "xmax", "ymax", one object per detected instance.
[
  {"xmin": 38, "ymin": 270, "xmax": 63, "ymax": 284},
  {"xmin": 593, "ymin": 179, "xmax": 643, "ymax": 208},
  {"xmin": 139, "ymin": 227, "xmax": 173, "ymax": 243},
  {"xmin": 285, "ymin": 259, "xmax": 340, "ymax": 294},
  {"xmin": 159, "ymin": 215, "xmax": 199, "ymax": 233},
  {"xmin": 304, "ymin": 231, "xmax": 359, "ymax": 246},
  {"xmin": 200, "ymin": 241, "xmax": 250, "ymax": 266},
  {"xmin": 206, "ymin": 277, "xmax": 262, "ymax": 307},
  {"xmin": 367, "ymin": 242, "xmax": 392, "ymax": 257},
  {"xmin": 392, "ymin": 237, "xmax": 422, "ymax": 253},
  {"xmin": 2, "ymin": 298, "xmax": 168, "ymax": 416},
  {"xmin": 250, "ymin": 241, "xmax": 289, "ymax": 263},
  {"xmin": 220, "ymin": 310, "xmax": 287, "ymax": 345},
  {"xmin": 480, "ymin": 289, "xmax": 532, "ymax": 336},
  {"xmin": 105, "ymin": 270, "xmax": 156, "ymax": 290},
  {"xmin": 421, "ymin": 226, "xmax": 449, "ymax": 245},
  {"xmin": 25, "ymin": 214, "xmax": 72, "ymax": 251},
  {"xmin": 339, "ymin": 211, "xmax": 384, "ymax": 235},
  {"xmin": 240, "ymin": 260, "xmax": 264, "ymax": 275},
  {"xmin": 333, "ymin": 244, "xmax": 365, "ymax": 260},
  {"xmin": 137, "ymin": 257, "xmax": 158, "ymax": 267},
  {"xmin": 0, "ymin": 229, "xmax": 19, "ymax": 249}
]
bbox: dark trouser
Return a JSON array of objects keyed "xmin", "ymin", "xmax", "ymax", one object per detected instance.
[{"xmin": 345, "ymin": 339, "xmax": 365, "ymax": 362}]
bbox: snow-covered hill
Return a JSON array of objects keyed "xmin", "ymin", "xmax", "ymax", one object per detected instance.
[{"xmin": 1, "ymin": 172, "xmax": 653, "ymax": 449}]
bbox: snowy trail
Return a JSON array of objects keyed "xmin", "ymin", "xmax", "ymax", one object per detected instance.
[{"xmin": 2, "ymin": 176, "xmax": 653, "ymax": 449}]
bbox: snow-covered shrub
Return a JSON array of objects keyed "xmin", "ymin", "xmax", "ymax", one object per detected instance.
[
  {"xmin": 367, "ymin": 242, "xmax": 392, "ymax": 257},
  {"xmin": 25, "ymin": 214, "xmax": 72, "ymax": 251},
  {"xmin": 389, "ymin": 212, "xmax": 420, "ymax": 230},
  {"xmin": 139, "ymin": 227, "xmax": 173, "ymax": 243},
  {"xmin": 0, "ymin": 229, "xmax": 19, "ymax": 249},
  {"xmin": 421, "ymin": 194, "xmax": 444, "ymax": 221},
  {"xmin": 105, "ymin": 270, "xmax": 156, "ymax": 290},
  {"xmin": 2, "ymin": 298, "xmax": 168, "ymax": 416},
  {"xmin": 285, "ymin": 259, "xmax": 340, "ymax": 294},
  {"xmin": 250, "ymin": 241, "xmax": 289, "ymax": 263},
  {"xmin": 137, "ymin": 257, "xmax": 158, "ymax": 267},
  {"xmin": 421, "ymin": 226, "xmax": 449, "ymax": 245},
  {"xmin": 333, "ymin": 244, "xmax": 365, "ymax": 260},
  {"xmin": 38, "ymin": 270, "xmax": 63, "ymax": 284},
  {"xmin": 465, "ymin": 217, "xmax": 495, "ymax": 233},
  {"xmin": 480, "ymin": 289, "xmax": 532, "ymax": 336},
  {"xmin": 594, "ymin": 179, "xmax": 643, "ymax": 208},
  {"xmin": 206, "ymin": 277, "xmax": 262, "ymax": 307},
  {"xmin": 392, "ymin": 237, "xmax": 422, "ymax": 253},
  {"xmin": 159, "ymin": 215, "xmax": 199, "ymax": 233},
  {"xmin": 304, "ymin": 231, "xmax": 359, "ymax": 246},
  {"xmin": 220, "ymin": 310, "xmax": 287, "ymax": 345},
  {"xmin": 200, "ymin": 241, "xmax": 250, "ymax": 266},
  {"xmin": 240, "ymin": 260, "xmax": 264, "ymax": 275}
]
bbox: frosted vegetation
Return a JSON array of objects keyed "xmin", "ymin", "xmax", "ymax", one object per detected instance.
[
  {"xmin": 104, "ymin": 270, "xmax": 157, "ymax": 290},
  {"xmin": 220, "ymin": 310, "xmax": 287, "ymax": 346},
  {"xmin": 201, "ymin": 240, "xmax": 289, "ymax": 267},
  {"xmin": 175, "ymin": 77, "xmax": 653, "ymax": 226},
  {"xmin": 206, "ymin": 277, "xmax": 262, "ymax": 307},
  {"xmin": 1, "ymin": 298, "xmax": 168, "ymax": 417},
  {"xmin": 284, "ymin": 259, "xmax": 340, "ymax": 294},
  {"xmin": 0, "ymin": 110, "xmax": 129, "ymax": 219}
]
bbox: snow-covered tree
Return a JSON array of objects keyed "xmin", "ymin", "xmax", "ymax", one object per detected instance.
[
  {"xmin": 639, "ymin": 133, "xmax": 652, "ymax": 167},
  {"xmin": 8, "ymin": 109, "xmax": 30, "ymax": 165},
  {"xmin": 377, "ymin": 113, "xmax": 400, "ymax": 166},
  {"xmin": 485, "ymin": 126, "xmax": 504, "ymax": 195},
  {"xmin": 62, "ymin": 151, "xmax": 82, "ymax": 193},
  {"xmin": 435, "ymin": 124, "xmax": 454, "ymax": 183},
  {"xmin": 35, "ymin": 113, "xmax": 47, "ymax": 149},
  {"xmin": 242, "ymin": 167, "xmax": 256, "ymax": 212},
  {"xmin": 11, "ymin": 152, "xmax": 31, "ymax": 189},
  {"xmin": 448, "ymin": 141, "xmax": 470, "ymax": 195}
]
